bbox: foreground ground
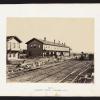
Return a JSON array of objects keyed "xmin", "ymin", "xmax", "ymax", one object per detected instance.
[{"xmin": 7, "ymin": 59, "xmax": 94, "ymax": 83}]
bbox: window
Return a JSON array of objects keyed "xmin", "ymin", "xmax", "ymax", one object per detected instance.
[
  {"xmin": 9, "ymin": 42, "xmax": 11, "ymax": 49},
  {"xmin": 30, "ymin": 45, "xmax": 33, "ymax": 48},
  {"xmin": 13, "ymin": 43, "xmax": 16, "ymax": 48},
  {"xmin": 39, "ymin": 45, "xmax": 41, "ymax": 48},
  {"xmin": 9, "ymin": 53, "xmax": 11, "ymax": 57},
  {"xmin": 13, "ymin": 53, "xmax": 16, "ymax": 57},
  {"xmin": 18, "ymin": 43, "xmax": 20, "ymax": 48},
  {"xmin": 33, "ymin": 44, "xmax": 36, "ymax": 48}
]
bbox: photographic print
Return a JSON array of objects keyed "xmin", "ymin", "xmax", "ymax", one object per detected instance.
[{"xmin": 6, "ymin": 18, "xmax": 94, "ymax": 83}]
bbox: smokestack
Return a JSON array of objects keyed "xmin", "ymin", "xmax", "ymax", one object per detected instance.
[
  {"xmin": 54, "ymin": 40, "xmax": 55, "ymax": 44},
  {"xmin": 44, "ymin": 37, "xmax": 46, "ymax": 41}
]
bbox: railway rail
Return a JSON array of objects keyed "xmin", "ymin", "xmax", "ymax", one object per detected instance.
[
  {"xmin": 8, "ymin": 60, "xmax": 80, "ymax": 81},
  {"xmin": 7, "ymin": 60, "xmax": 74, "ymax": 79},
  {"xmin": 25, "ymin": 60, "xmax": 82, "ymax": 82},
  {"xmin": 36, "ymin": 61, "xmax": 92, "ymax": 83},
  {"xmin": 7, "ymin": 60, "xmax": 93, "ymax": 83},
  {"xmin": 58, "ymin": 63, "xmax": 92, "ymax": 83},
  {"xmin": 33, "ymin": 62, "xmax": 82, "ymax": 82},
  {"xmin": 22, "ymin": 60, "xmax": 80, "ymax": 82}
]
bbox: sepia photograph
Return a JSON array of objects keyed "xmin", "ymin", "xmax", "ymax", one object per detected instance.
[{"xmin": 6, "ymin": 17, "xmax": 94, "ymax": 83}]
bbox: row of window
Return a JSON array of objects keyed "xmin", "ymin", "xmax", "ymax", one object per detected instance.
[
  {"xmin": 8, "ymin": 53, "xmax": 18, "ymax": 57},
  {"xmin": 43, "ymin": 45, "xmax": 69, "ymax": 51},
  {"xmin": 30, "ymin": 44, "xmax": 41, "ymax": 48},
  {"xmin": 30, "ymin": 44, "xmax": 69, "ymax": 51},
  {"xmin": 7, "ymin": 42, "xmax": 20, "ymax": 49}
]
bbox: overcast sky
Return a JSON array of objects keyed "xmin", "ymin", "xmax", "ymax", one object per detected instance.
[{"xmin": 7, "ymin": 17, "xmax": 94, "ymax": 53}]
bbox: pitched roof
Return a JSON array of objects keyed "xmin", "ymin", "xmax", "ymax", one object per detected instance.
[
  {"xmin": 7, "ymin": 36, "xmax": 22, "ymax": 43},
  {"xmin": 26, "ymin": 38, "xmax": 70, "ymax": 48}
]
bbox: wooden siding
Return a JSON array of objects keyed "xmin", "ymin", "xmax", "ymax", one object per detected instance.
[
  {"xmin": 27, "ymin": 39, "xmax": 43, "ymax": 57},
  {"xmin": 7, "ymin": 38, "xmax": 21, "ymax": 51}
]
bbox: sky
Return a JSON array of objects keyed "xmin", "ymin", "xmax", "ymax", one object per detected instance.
[{"xmin": 7, "ymin": 17, "xmax": 94, "ymax": 53}]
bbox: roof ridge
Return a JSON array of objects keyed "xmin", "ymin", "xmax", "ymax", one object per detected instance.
[
  {"xmin": 7, "ymin": 35, "xmax": 22, "ymax": 43},
  {"xmin": 26, "ymin": 37, "xmax": 70, "ymax": 48}
]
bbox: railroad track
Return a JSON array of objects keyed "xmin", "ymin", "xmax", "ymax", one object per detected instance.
[
  {"xmin": 8, "ymin": 60, "xmax": 80, "ymax": 82},
  {"xmin": 36, "ymin": 61, "xmax": 91, "ymax": 83},
  {"xmin": 58, "ymin": 63, "xmax": 92, "ymax": 83},
  {"xmin": 21, "ymin": 60, "xmax": 80, "ymax": 82},
  {"xmin": 29, "ymin": 61, "xmax": 88, "ymax": 82},
  {"xmin": 7, "ymin": 60, "xmax": 74, "ymax": 79},
  {"xmin": 72, "ymin": 66, "xmax": 91, "ymax": 83},
  {"xmin": 8, "ymin": 60, "xmax": 93, "ymax": 83}
]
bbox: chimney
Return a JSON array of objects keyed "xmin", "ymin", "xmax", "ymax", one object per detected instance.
[
  {"xmin": 58, "ymin": 41, "xmax": 60, "ymax": 44},
  {"xmin": 54, "ymin": 40, "xmax": 55, "ymax": 44},
  {"xmin": 44, "ymin": 37, "xmax": 46, "ymax": 41}
]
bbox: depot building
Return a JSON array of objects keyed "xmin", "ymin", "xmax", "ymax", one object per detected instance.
[{"xmin": 26, "ymin": 37, "xmax": 71, "ymax": 58}]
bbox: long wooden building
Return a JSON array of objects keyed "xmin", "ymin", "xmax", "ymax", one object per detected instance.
[{"xmin": 26, "ymin": 37, "xmax": 71, "ymax": 58}]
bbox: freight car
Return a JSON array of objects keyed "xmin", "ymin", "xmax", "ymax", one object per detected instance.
[{"xmin": 73, "ymin": 52, "xmax": 94, "ymax": 61}]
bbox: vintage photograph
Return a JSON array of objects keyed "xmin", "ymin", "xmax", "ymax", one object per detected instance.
[{"xmin": 6, "ymin": 18, "xmax": 94, "ymax": 83}]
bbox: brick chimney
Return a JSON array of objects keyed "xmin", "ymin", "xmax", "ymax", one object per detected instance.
[
  {"xmin": 44, "ymin": 37, "xmax": 46, "ymax": 41},
  {"xmin": 54, "ymin": 40, "xmax": 55, "ymax": 44}
]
